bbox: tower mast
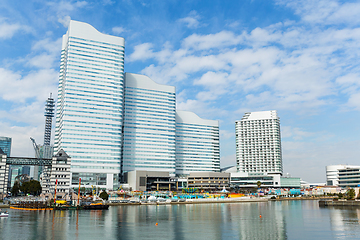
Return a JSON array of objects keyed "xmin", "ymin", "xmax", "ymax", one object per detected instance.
[{"xmin": 44, "ymin": 93, "xmax": 55, "ymax": 146}]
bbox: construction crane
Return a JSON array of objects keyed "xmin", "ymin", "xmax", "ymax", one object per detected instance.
[
  {"xmin": 30, "ymin": 137, "xmax": 43, "ymax": 180},
  {"xmin": 30, "ymin": 137, "xmax": 41, "ymax": 159}
]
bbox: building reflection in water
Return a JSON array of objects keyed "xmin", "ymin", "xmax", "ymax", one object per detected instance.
[{"xmin": 116, "ymin": 203, "xmax": 287, "ymax": 239}]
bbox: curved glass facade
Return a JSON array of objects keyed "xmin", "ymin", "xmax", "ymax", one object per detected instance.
[
  {"xmin": 175, "ymin": 111, "xmax": 220, "ymax": 175},
  {"xmin": 122, "ymin": 73, "xmax": 176, "ymax": 174},
  {"xmin": 55, "ymin": 20, "xmax": 125, "ymax": 189}
]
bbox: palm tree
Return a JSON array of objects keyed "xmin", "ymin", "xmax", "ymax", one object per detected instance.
[{"xmin": 257, "ymin": 181, "xmax": 261, "ymax": 189}]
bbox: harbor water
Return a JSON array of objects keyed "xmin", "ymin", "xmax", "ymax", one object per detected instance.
[{"xmin": 1, "ymin": 200, "xmax": 360, "ymax": 239}]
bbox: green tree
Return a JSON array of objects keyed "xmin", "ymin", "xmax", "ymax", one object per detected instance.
[
  {"xmin": 257, "ymin": 181, "xmax": 262, "ymax": 189},
  {"xmin": 20, "ymin": 180, "xmax": 42, "ymax": 196},
  {"xmin": 99, "ymin": 190, "xmax": 109, "ymax": 200},
  {"xmin": 11, "ymin": 181, "xmax": 21, "ymax": 196},
  {"xmin": 346, "ymin": 188, "xmax": 355, "ymax": 200}
]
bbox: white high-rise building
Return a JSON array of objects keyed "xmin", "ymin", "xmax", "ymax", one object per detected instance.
[
  {"xmin": 122, "ymin": 73, "xmax": 176, "ymax": 174},
  {"xmin": 55, "ymin": 20, "xmax": 125, "ymax": 189},
  {"xmin": 235, "ymin": 110, "xmax": 282, "ymax": 174},
  {"xmin": 55, "ymin": 20, "xmax": 220, "ymax": 189},
  {"xmin": 175, "ymin": 111, "xmax": 220, "ymax": 176}
]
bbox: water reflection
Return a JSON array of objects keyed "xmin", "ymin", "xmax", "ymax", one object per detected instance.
[
  {"xmin": 115, "ymin": 203, "xmax": 287, "ymax": 240},
  {"xmin": 1, "ymin": 201, "xmax": 360, "ymax": 239}
]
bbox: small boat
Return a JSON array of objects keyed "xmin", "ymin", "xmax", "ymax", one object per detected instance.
[{"xmin": 0, "ymin": 212, "xmax": 9, "ymax": 217}]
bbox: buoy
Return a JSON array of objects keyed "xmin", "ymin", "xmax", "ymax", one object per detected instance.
[
  {"xmin": 155, "ymin": 223, "xmax": 158, "ymax": 226},
  {"xmin": 259, "ymin": 215, "xmax": 262, "ymax": 218}
]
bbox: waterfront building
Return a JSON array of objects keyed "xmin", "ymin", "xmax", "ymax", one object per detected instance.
[
  {"xmin": 175, "ymin": 111, "xmax": 220, "ymax": 176},
  {"xmin": 124, "ymin": 170, "xmax": 174, "ymax": 192},
  {"xmin": 229, "ymin": 172, "xmax": 300, "ymax": 189},
  {"xmin": 54, "ymin": 20, "xmax": 125, "ymax": 190},
  {"xmin": 186, "ymin": 172, "xmax": 230, "ymax": 191},
  {"xmin": 122, "ymin": 73, "xmax": 176, "ymax": 174},
  {"xmin": 338, "ymin": 166, "xmax": 360, "ymax": 188},
  {"xmin": 0, "ymin": 137, "xmax": 11, "ymax": 157},
  {"xmin": 54, "ymin": 20, "xmax": 220, "ymax": 190},
  {"xmin": 235, "ymin": 110, "xmax": 283, "ymax": 174},
  {"xmin": 326, "ymin": 164, "xmax": 360, "ymax": 186}
]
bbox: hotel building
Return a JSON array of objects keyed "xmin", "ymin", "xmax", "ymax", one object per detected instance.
[
  {"xmin": 55, "ymin": 20, "xmax": 125, "ymax": 189},
  {"xmin": 122, "ymin": 73, "xmax": 176, "ymax": 174},
  {"xmin": 235, "ymin": 110, "xmax": 282, "ymax": 174},
  {"xmin": 175, "ymin": 111, "xmax": 220, "ymax": 175},
  {"xmin": 55, "ymin": 20, "xmax": 219, "ymax": 189}
]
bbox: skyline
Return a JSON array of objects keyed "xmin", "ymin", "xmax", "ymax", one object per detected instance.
[{"xmin": 1, "ymin": 0, "xmax": 360, "ymax": 182}]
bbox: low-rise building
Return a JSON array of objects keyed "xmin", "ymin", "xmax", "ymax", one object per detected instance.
[
  {"xmin": 124, "ymin": 170, "xmax": 175, "ymax": 192},
  {"xmin": 186, "ymin": 172, "xmax": 230, "ymax": 191},
  {"xmin": 338, "ymin": 166, "xmax": 360, "ymax": 188}
]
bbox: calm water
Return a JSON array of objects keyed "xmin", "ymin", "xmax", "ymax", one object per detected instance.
[{"xmin": 1, "ymin": 200, "xmax": 360, "ymax": 240}]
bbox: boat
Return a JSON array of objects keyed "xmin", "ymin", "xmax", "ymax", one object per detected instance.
[
  {"xmin": 0, "ymin": 212, "xmax": 9, "ymax": 217},
  {"xmin": 82, "ymin": 202, "xmax": 109, "ymax": 210},
  {"xmin": 10, "ymin": 201, "xmax": 53, "ymax": 210}
]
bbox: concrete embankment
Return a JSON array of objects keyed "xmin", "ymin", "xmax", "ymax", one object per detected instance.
[
  {"xmin": 0, "ymin": 204, "xmax": 10, "ymax": 208},
  {"xmin": 108, "ymin": 197, "xmax": 268, "ymax": 206},
  {"xmin": 319, "ymin": 199, "xmax": 360, "ymax": 207},
  {"xmin": 271, "ymin": 196, "xmax": 334, "ymax": 201}
]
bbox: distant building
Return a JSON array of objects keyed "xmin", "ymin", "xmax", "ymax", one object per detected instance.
[
  {"xmin": 0, "ymin": 137, "xmax": 11, "ymax": 157},
  {"xmin": 235, "ymin": 110, "xmax": 282, "ymax": 174},
  {"xmin": 175, "ymin": 111, "xmax": 220, "ymax": 176},
  {"xmin": 124, "ymin": 170, "xmax": 174, "ymax": 192},
  {"xmin": 338, "ymin": 166, "xmax": 360, "ymax": 188},
  {"xmin": 187, "ymin": 172, "xmax": 230, "ymax": 191},
  {"xmin": 326, "ymin": 165, "xmax": 360, "ymax": 186},
  {"xmin": 230, "ymin": 172, "xmax": 300, "ymax": 189}
]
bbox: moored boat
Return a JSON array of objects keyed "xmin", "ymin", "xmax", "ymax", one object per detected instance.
[{"xmin": 0, "ymin": 212, "xmax": 9, "ymax": 217}]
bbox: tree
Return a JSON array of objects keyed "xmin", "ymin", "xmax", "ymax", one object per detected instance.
[
  {"xmin": 99, "ymin": 190, "xmax": 109, "ymax": 200},
  {"xmin": 257, "ymin": 181, "xmax": 262, "ymax": 189},
  {"xmin": 346, "ymin": 188, "xmax": 355, "ymax": 200},
  {"xmin": 20, "ymin": 180, "xmax": 42, "ymax": 196},
  {"xmin": 11, "ymin": 181, "xmax": 21, "ymax": 196}
]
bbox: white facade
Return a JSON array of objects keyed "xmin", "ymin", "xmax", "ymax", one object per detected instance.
[
  {"xmin": 122, "ymin": 73, "xmax": 176, "ymax": 174},
  {"xmin": 54, "ymin": 20, "xmax": 125, "ymax": 190},
  {"xmin": 175, "ymin": 111, "xmax": 220, "ymax": 175},
  {"xmin": 327, "ymin": 164, "xmax": 360, "ymax": 186},
  {"xmin": 54, "ymin": 20, "xmax": 221, "ymax": 190},
  {"xmin": 235, "ymin": 110, "xmax": 282, "ymax": 174}
]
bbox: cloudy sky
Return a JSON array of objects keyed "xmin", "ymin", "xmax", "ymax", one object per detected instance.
[{"xmin": 1, "ymin": 0, "xmax": 360, "ymax": 182}]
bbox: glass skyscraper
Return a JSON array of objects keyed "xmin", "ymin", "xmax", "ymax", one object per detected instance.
[
  {"xmin": 55, "ymin": 20, "xmax": 220, "ymax": 189},
  {"xmin": 122, "ymin": 73, "xmax": 176, "ymax": 174},
  {"xmin": 55, "ymin": 20, "xmax": 125, "ymax": 189},
  {"xmin": 175, "ymin": 111, "xmax": 220, "ymax": 176},
  {"xmin": 0, "ymin": 137, "xmax": 11, "ymax": 157}
]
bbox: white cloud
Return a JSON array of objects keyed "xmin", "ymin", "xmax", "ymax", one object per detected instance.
[
  {"xmin": 178, "ymin": 10, "xmax": 201, "ymax": 29},
  {"xmin": 0, "ymin": 19, "xmax": 30, "ymax": 39},
  {"xmin": 128, "ymin": 43, "xmax": 154, "ymax": 62},
  {"xmin": 0, "ymin": 68, "xmax": 58, "ymax": 103},
  {"xmin": 112, "ymin": 26, "xmax": 125, "ymax": 35},
  {"xmin": 182, "ymin": 31, "xmax": 240, "ymax": 50},
  {"xmin": 58, "ymin": 15, "xmax": 71, "ymax": 28}
]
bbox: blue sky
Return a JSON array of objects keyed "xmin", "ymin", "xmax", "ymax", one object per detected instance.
[{"xmin": 1, "ymin": 0, "xmax": 360, "ymax": 182}]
